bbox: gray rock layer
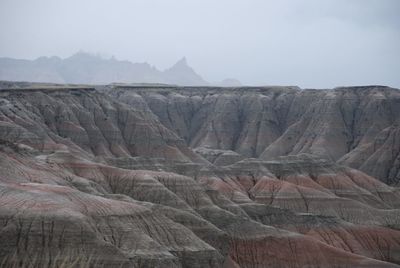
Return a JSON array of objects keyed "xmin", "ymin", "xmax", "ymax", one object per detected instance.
[
  {"xmin": 1, "ymin": 83, "xmax": 400, "ymax": 267},
  {"xmin": 109, "ymin": 85, "xmax": 400, "ymax": 184}
]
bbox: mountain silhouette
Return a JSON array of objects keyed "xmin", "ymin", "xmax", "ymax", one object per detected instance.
[{"xmin": 0, "ymin": 52, "xmax": 213, "ymax": 85}]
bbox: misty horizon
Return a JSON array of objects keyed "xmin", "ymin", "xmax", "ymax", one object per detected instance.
[
  {"xmin": 1, "ymin": 0, "xmax": 399, "ymax": 88},
  {"xmin": 1, "ymin": 52, "xmax": 202, "ymax": 75}
]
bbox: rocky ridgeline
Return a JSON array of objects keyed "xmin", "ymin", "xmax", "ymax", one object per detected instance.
[
  {"xmin": 0, "ymin": 82, "xmax": 400, "ymax": 267},
  {"xmin": 109, "ymin": 84, "xmax": 400, "ymax": 185}
]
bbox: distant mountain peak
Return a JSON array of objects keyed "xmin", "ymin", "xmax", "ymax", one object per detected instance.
[
  {"xmin": 168, "ymin": 57, "xmax": 190, "ymax": 71},
  {"xmin": 217, "ymin": 78, "xmax": 242, "ymax": 87},
  {"xmin": 176, "ymin": 56, "xmax": 187, "ymax": 65},
  {"xmin": 163, "ymin": 57, "xmax": 208, "ymax": 86},
  {"xmin": 0, "ymin": 52, "xmax": 238, "ymax": 86}
]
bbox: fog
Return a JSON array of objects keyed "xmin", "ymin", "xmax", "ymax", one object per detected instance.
[{"xmin": 0, "ymin": 0, "xmax": 399, "ymax": 88}]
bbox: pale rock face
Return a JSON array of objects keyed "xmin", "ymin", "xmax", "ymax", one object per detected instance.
[
  {"xmin": 109, "ymin": 85, "xmax": 400, "ymax": 184},
  {"xmin": 1, "ymin": 82, "xmax": 400, "ymax": 267},
  {"xmin": 0, "ymin": 87, "xmax": 202, "ymax": 162},
  {"xmin": 338, "ymin": 125, "xmax": 400, "ymax": 185}
]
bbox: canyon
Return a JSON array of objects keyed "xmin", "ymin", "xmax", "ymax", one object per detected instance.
[{"xmin": 0, "ymin": 82, "xmax": 400, "ymax": 267}]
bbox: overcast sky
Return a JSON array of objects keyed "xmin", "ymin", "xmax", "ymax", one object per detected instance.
[{"xmin": 0, "ymin": 0, "xmax": 399, "ymax": 88}]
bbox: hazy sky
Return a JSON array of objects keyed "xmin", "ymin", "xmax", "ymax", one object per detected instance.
[{"xmin": 0, "ymin": 0, "xmax": 399, "ymax": 88}]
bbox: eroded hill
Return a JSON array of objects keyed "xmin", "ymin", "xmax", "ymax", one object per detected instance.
[
  {"xmin": 0, "ymin": 82, "xmax": 400, "ymax": 267},
  {"xmin": 108, "ymin": 85, "xmax": 400, "ymax": 185}
]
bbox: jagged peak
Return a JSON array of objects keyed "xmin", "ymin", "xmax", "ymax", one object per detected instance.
[
  {"xmin": 167, "ymin": 57, "xmax": 190, "ymax": 71},
  {"xmin": 175, "ymin": 56, "xmax": 187, "ymax": 66}
]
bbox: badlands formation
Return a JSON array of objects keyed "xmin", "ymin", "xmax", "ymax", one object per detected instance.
[{"xmin": 0, "ymin": 82, "xmax": 400, "ymax": 267}]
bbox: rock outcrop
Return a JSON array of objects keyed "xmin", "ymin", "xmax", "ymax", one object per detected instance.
[
  {"xmin": 1, "ymin": 82, "xmax": 400, "ymax": 267},
  {"xmin": 109, "ymin": 85, "xmax": 400, "ymax": 184}
]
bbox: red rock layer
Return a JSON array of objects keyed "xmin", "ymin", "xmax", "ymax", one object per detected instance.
[{"xmin": 0, "ymin": 85, "xmax": 400, "ymax": 267}]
